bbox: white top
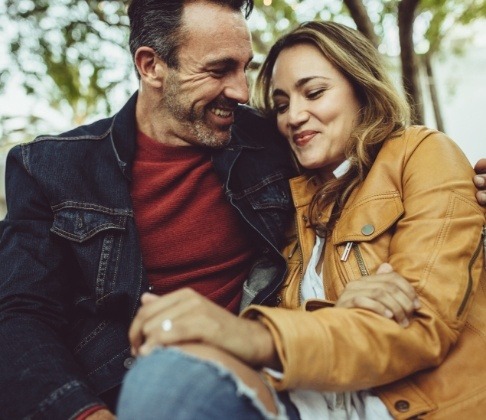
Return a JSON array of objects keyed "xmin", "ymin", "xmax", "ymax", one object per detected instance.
[{"xmin": 287, "ymin": 235, "xmax": 392, "ymax": 420}]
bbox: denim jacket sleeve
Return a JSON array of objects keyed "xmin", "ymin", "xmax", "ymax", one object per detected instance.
[{"xmin": 0, "ymin": 145, "xmax": 105, "ymax": 419}]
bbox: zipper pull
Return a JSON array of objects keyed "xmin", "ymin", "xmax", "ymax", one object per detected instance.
[
  {"xmin": 341, "ymin": 242, "xmax": 353, "ymax": 262},
  {"xmin": 288, "ymin": 241, "xmax": 299, "ymax": 259}
]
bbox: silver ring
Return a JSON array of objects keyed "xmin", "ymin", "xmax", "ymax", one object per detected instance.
[{"xmin": 161, "ymin": 319, "xmax": 173, "ymax": 332}]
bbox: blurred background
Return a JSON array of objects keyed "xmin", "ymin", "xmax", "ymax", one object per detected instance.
[{"xmin": 1, "ymin": 0, "xmax": 486, "ymax": 218}]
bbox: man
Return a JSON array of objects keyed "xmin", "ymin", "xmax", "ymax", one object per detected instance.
[{"xmin": 0, "ymin": 1, "xmax": 485, "ymax": 419}]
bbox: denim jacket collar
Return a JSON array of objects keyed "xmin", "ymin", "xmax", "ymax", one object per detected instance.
[{"xmin": 110, "ymin": 92, "xmax": 139, "ymax": 180}]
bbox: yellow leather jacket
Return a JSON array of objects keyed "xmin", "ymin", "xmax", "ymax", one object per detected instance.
[{"xmin": 242, "ymin": 126, "xmax": 486, "ymax": 419}]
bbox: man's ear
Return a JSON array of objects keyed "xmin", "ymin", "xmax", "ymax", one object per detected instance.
[{"xmin": 134, "ymin": 46, "xmax": 167, "ymax": 88}]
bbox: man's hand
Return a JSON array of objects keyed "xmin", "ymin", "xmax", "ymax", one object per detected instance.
[
  {"xmin": 474, "ymin": 158, "xmax": 486, "ymax": 206},
  {"xmin": 129, "ymin": 289, "xmax": 277, "ymax": 368},
  {"xmin": 335, "ymin": 263, "xmax": 420, "ymax": 327}
]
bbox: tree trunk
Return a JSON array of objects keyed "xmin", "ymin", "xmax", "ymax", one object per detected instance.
[
  {"xmin": 423, "ymin": 53, "xmax": 445, "ymax": 132},
  {"xmin": 343, "ymin": 0, "xmax": 380, "ymax": 48},
  {"xmin": 398, "ymin": 0, "xmax": 424, "ymax": 124}
]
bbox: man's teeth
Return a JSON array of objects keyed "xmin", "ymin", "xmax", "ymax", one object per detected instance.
[{"xmin": 211, "ymin": 108, "xmax": 233, "ymax": 117}]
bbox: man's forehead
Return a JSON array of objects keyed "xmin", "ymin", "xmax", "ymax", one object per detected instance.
[
  {"xmin": 181, "ymin": 1, "xmax": 250, "ymax": 38},
  {"xmin": 179, "ymin": 2, "xmax": 253, "ymax": 65}
]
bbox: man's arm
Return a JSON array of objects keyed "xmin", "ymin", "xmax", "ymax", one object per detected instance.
[
  {"xmin": 474, "ymin": 158, "xmax": 486, "ymax": 206},
  {"xmin": 0, "ymin": 146, "xmax": 104, "ymax": 418}
]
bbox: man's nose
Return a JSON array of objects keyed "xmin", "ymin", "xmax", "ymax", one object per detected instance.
[{"xmin": 224, "ymin": 71, "xmax": 250, "ymax": 104}]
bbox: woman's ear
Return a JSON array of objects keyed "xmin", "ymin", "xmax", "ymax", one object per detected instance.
[{"xmin": 134, "ymin": 46, "xmax": 167, "ymax": 88}]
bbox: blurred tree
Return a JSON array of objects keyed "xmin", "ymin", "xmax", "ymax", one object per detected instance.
[
  {"xmin": 1, "ymin": 0, "xmax": 485, "ymax": 142},
  {"xmin": 2, "ymin": 0, "xmax": 133, "ymax": 140},
  {"xmin": 252, "ymin": 0, "xmax": 486, "ymax": 125}
]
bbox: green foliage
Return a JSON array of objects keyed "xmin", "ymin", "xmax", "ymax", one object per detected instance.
[
  {"xmin": 1, "ymin": 0, "xmax": 485, "ymax": 144},
  {"xmin": 2, "ymin": 0, "xmax": 134, "ymax": 138},
  {"xmin": 250, "ymin": 0, "xmax": 350, "ymax": 57}
]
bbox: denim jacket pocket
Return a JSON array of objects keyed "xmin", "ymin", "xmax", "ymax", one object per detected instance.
[
  {"xmin": 50, "ymin": 204, "xmax": 130, "ymax": 305},
  {"xmin": 51, "ymin": 204, "xmax": 128, "ymax": 242}
]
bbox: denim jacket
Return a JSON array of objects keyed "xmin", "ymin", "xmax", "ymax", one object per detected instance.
[{"xmin": 0, "ymin": 93, "xmax": 295, "ymax": 419}]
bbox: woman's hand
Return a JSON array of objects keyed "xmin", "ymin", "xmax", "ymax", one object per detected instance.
[
  {"xmin": 129, "ymin": 289, "xmax": 277, "ymax": 367},
  {"xmin": 335, "ymin": 263, "xmax": 420, "ymax": 327}
]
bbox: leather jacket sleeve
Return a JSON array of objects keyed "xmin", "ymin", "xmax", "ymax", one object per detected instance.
[{"xmin": 242, "ymin": 127, "xmax": 485, "ymax": 392}]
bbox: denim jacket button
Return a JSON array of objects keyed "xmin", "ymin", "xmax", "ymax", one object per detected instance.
[
  {"xmin": 148, "ymin": 285, "xmax": 154, "ymax": 292},
  {"xmin": 124, "ymin": 357, "xmax": 135, "ymax": 370}
]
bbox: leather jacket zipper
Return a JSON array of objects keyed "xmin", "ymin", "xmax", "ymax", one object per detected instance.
[
  {"xmin": 457, "ymin": 226, "xmax": 485, "ymax": 317},
  {"xmin": 483, "ymin": 226, "xmax": 486, "ymax": 270},
  {"xmin": 293, "ymin": 213, "xmax": 305, "ymax": 307},
  {"xmin": 353, "ymin": 244, "xmax": 369, "ymax": 277},
  {"xmin": 341, "ymin": 242, "xmax": 369, "ymax": 277}
]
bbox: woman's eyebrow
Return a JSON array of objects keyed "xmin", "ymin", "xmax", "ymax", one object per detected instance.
[{"xmin": 272, "ymin": 76, "xmax": 330, "ymax": 98}]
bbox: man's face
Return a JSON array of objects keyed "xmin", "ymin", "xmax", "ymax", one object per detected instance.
[{"xmin": 160, "ymin": 2, "xmax": 253, "ymax": 148}]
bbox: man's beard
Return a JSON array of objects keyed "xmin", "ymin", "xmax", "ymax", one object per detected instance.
[{"xmin": 161, "ymin": 71, "xmax": 234, "ymax": 149}]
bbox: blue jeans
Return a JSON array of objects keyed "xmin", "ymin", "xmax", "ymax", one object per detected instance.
[{"xmin": 117, "ymin": 347, "xmax": 300, "ymax": 419}]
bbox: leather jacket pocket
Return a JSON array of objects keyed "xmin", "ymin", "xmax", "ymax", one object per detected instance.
[
  {"xmin": 332, "ymin": 191, "xmax": 404, "ymax": 244},
  {"xmin": 332, "ymin": 192, "xmax": 404, "ymax": 277}
]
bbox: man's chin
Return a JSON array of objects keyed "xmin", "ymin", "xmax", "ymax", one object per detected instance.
[{"xmin": 208, "ymin": 132, "xmax": 232, "ymax": 149}]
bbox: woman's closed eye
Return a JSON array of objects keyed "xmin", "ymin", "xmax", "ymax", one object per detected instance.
[
  {"xmin": 306, "ymin": 88, "xmax": 327, "ymax": 100},
  {"xmin": 273, "ymin": 101, "xmax": 289, "ymax": 114}
]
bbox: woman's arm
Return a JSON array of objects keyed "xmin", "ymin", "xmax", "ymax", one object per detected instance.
[{"xmin": 241, "ymin": 128, "xmax": 485, "ymax": 392}]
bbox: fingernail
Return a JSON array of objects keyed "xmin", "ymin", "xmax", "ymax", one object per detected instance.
[
  {"xmin": 400, "ymin": 319, "xmax": 410, "ymax": 328},
  {"xmin": 384, "ymin": 309, "xmax": 394, "ymax": 319},
  {"xmin": 413, "ymin": 299, "xmax": 421, "ymax": 309},
  {"xmin": 474, "ymin": 175, "xmax": 485, "ymax": 186}
]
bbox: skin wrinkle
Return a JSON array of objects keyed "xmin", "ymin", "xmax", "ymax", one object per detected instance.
[{"xmin": 148, "ymin": 2, "xmax": 253, "ymax": 148}]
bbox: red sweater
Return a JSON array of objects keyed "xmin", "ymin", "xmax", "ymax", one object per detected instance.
[{"xmin": 130, "ymin": 132, "xmax": 255, "ymax": 313}]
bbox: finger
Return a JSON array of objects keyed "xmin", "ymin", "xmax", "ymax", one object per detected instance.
[
  {"xmin": 374, "ymin": 272, "xmax": 420, "ymax": 309},
  {"xmin": 345, "ymin": 296, "xmax": 394, "ymax": 319},
  {"xmin": 129, "ymin": 289, "xmax": 191, "ymax": 350},
  {"xmin": 349, "ymin": 274, "xmax": 417, "ymax": 306},
  {"xmin": 343, "ymin": 279, "xmax": 416, "ymax": 325},
  {"xmin": 140, "ymin": 292, "xmax": 159, "ymax": 304},
  {"xmin": 141, "ymin": 297, "xmax": 199, "ymax": 342},
  {"xmin": 473, "ymin": 158, "xmax": 486, "ymax": 175},
  {"xmin": 139, "ymin": 312, "xmax": 210, "ymax": 356},
  {"xmin": 368, "ymin": 289, "xmax": 411, "ymax": 326},
  {"xmin": 476, "ymin": 190, "xmax": 486, "ymax": 206},
  {"xmin": 136, "ymin": 294, "xmax": 230, "ymax": 354},
  {"xmin": 376, "ymin": 262, "xmax": 393, "ymax": 274}
]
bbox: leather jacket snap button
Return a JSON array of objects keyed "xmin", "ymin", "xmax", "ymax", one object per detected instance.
[
  {"xmin": 361, "ymin": 224, "xmax": 375, "ymax": 236},
  {"xmin": 394, "ymin": 400, "xmax": 410, "ymax": 412}
]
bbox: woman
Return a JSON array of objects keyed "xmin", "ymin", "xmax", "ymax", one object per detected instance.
[
  {"xmin": 245, "ymin": 20, "xmax": 486, "ymax": 418},
  {"xmin": 119, "ymin": 22, "xmax": 485, "ymax": 419}
]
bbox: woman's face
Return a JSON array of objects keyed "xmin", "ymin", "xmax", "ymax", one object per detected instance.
[{"xmin": 271, "ymin": 43, "xmax": 361, "ymax": 174}]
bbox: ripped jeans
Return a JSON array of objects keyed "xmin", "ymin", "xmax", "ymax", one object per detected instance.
[{"xmin": 117, "ymin": 347, "xmax": 300, "ymax": 420}]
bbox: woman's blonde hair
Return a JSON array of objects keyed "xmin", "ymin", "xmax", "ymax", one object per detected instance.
[{"xmin": 252, "ymin": 21, "xmax": 410, "ymax": 235}]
